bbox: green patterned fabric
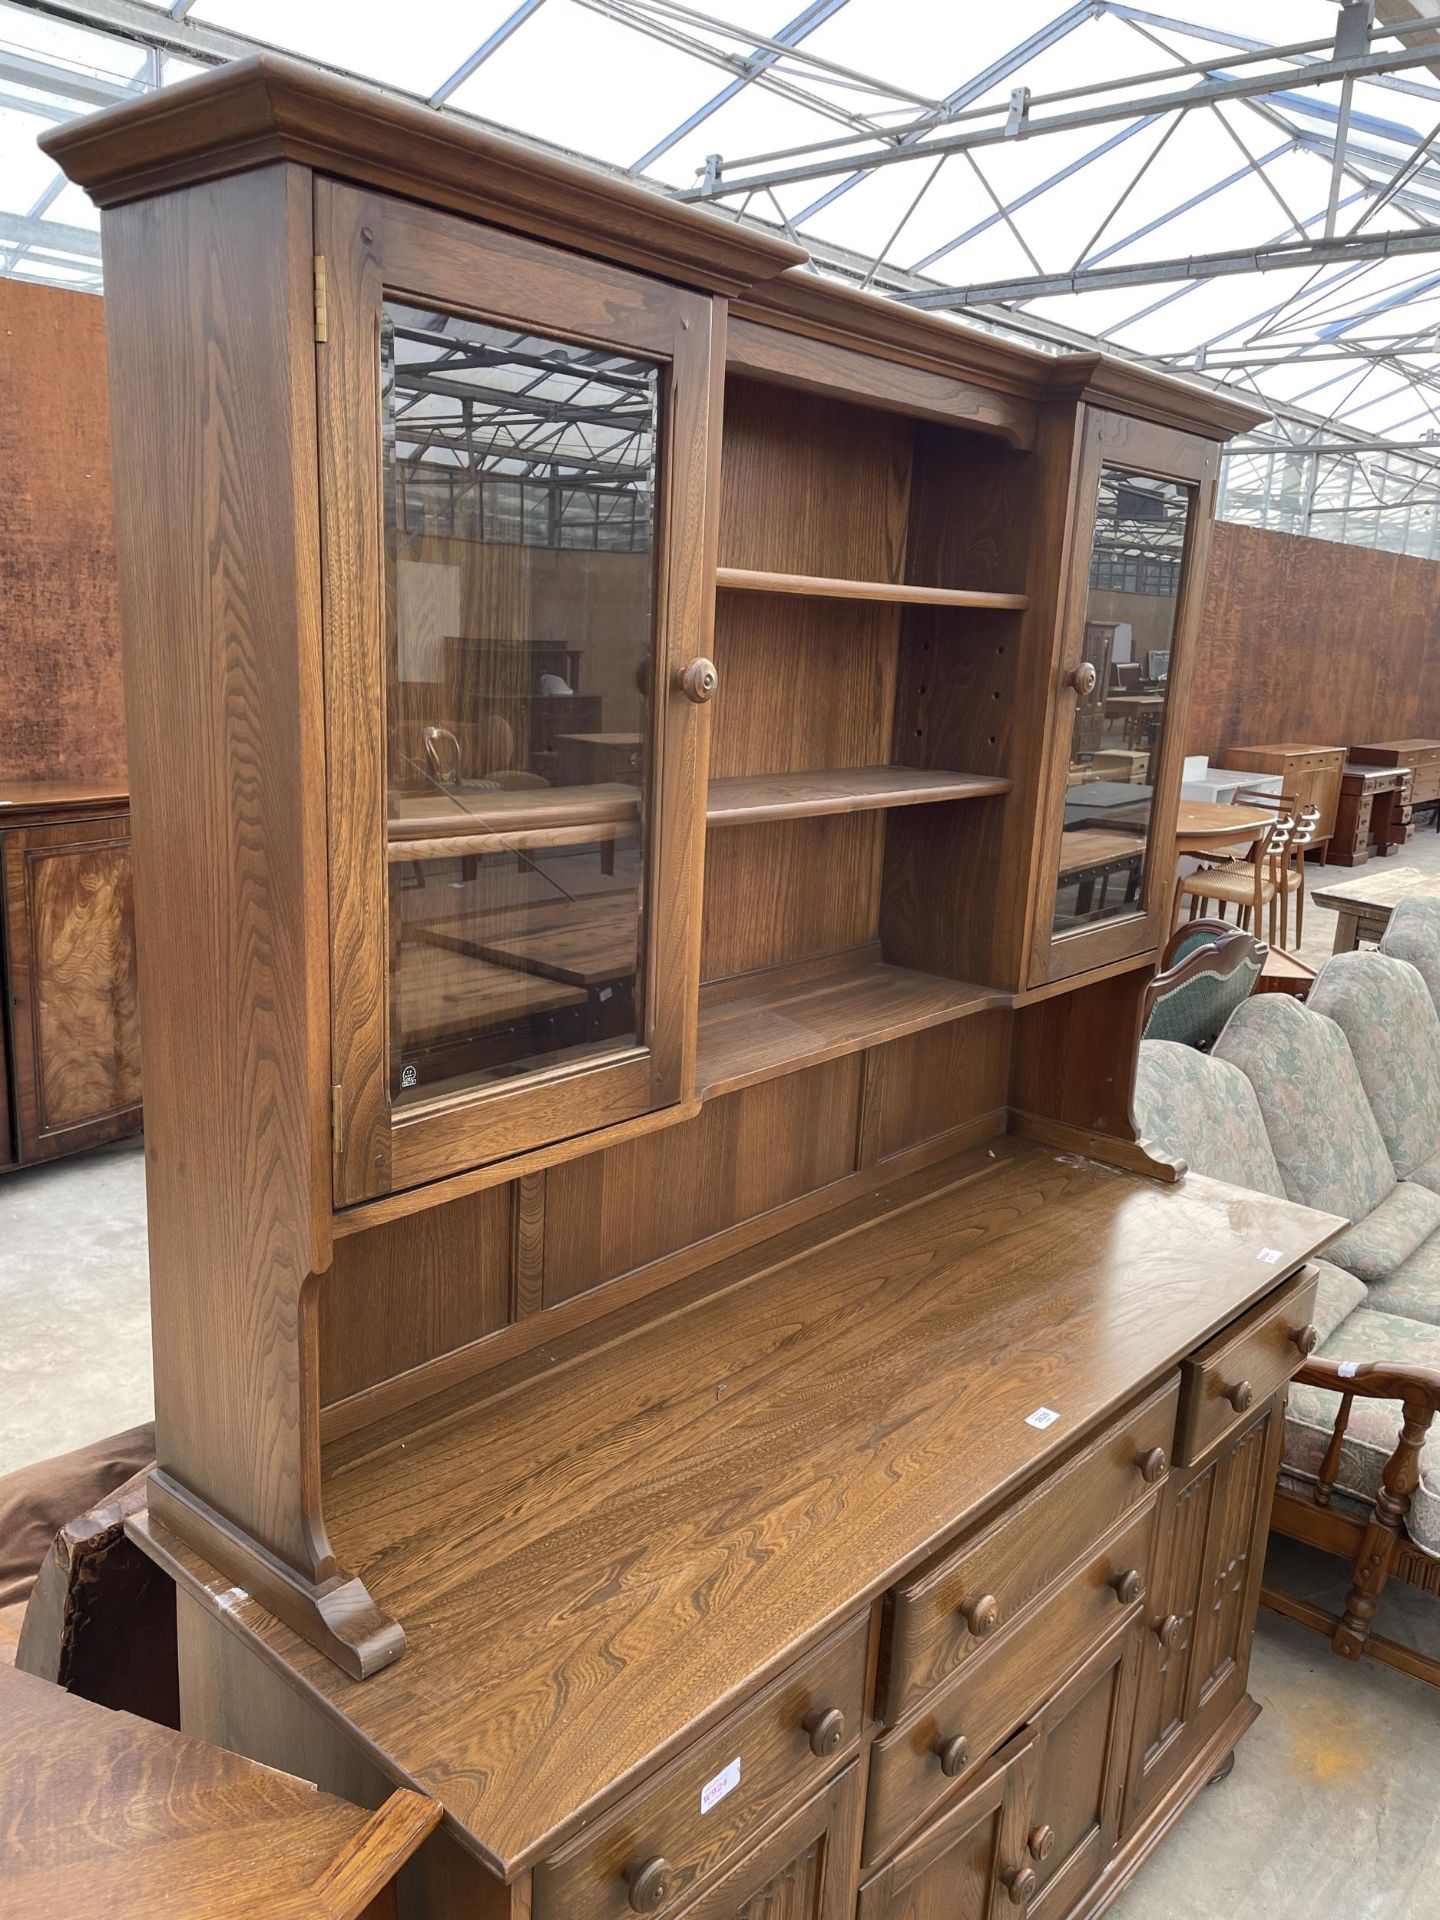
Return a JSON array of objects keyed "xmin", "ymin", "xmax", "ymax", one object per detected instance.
[
  {"xmin": 1380, "ymin": 897, "xmax": 1440, "ymax": 1018},
  {"xmin": 1311, "ymin": 1261, "xmax": 1370, "ymax": 1341},
  {"xmin": 1368, "ymin": 1231, "xmax": 1440, "ymax": 1327},
  {"xmin": 1134, "ymin": 1039, "xmax": 1286, "ymax": 1197},
  {"xmin": 1284, "ymin": 1306, "xmax": 1440, "ymax": 1555},
  {"xmin": 1406, "ymin": 1150, "xmax": 1440, "ymax": 1196},
  {"xmin": 1213, "ymin": 995, "xmax": 1399, "ymax": 1226},
  {"xmin": 1326, "ymin": 1180, "xmax": 1440, "ymax": 1284},
  {"xmin": 1310, "ymin": 952, "xmax": 1440, "ymax": 1185},
  {"xmin": 1142, "ymin": 954, "xmax": 1264, "ymax": 1051}
]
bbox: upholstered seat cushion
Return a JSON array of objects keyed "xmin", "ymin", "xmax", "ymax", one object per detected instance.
[
  {"xmin": 1367, "ymin": 1230, "xmax": 1440, "ymax": 1327},
  {"xmin": 1324, "ymin": 1181, "xmax": 1440, "ymax": 1284},
  {"xmin": 1310, "ymin": 1261, "xmax": 1370, "ymax": 1342},
  {"xmin": 1310, "ymin": 951, "xmax": 1440, "ymax": 1184},
  {"xmin": 1284, "ymin": 1307, "xmax": 1440, "ymax": 1556},
  {"xmin": 1134, "ymin": 1038, "xmax": 1287, "ymax": 1198},
  {"xmin": 1213, "ymin": 994, "xmax": 1399, "ymax": 1224},
  {"xmin": 1406, "ymin": 1149, "xmax": 1440, "ymax": 1196},
  {"xmin": 1379, "ymin": 896, "xmax": 1440, "ymax": 1016}
]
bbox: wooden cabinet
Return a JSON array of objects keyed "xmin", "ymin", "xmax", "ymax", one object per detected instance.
[
  {"xmin": 1025, "ymin": 1622, "xmax": 1140, "ymax": 1917},
  {"xmin": 675, "ymin": 1766, "xmax": 862, "ymax": 1920},
  {"xmin": 1223, "ymin": 743, "xmax": 1345, "ymax": 854},
  {"xmin": 858, "ymin": 1733, "xmax": 1034, "ymax": 1920},
  {"xmin": 0, "ymin": 786, "xmax": 140, "ymax": 1168},
  {"xmin": 1350, "ymin": 738, "xmax": 1440, "ymax": 810}
]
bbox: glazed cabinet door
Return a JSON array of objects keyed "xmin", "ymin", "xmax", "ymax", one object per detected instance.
[
  {"xmin": 1125, "ymin": 1394, "xmax": 1284, "ymax": 1828},
  {"xmin": 1, "ymin": 814, "xmax": 141, "ymax": 1163},
  {"xmin": 857, "ymin": 1733, "xmax": 1035, "ymax": 1920},
  {"xmin": 1029, "ymin": 411, "xmax": 1220, "ymax": 988},
  {"xmin": 676, "ymin": 1764, "xmax": 862, "ymax": 1920},
  {"xmin": 316, "ymin": 181, "xmax": 720, "ymax": 1203}
]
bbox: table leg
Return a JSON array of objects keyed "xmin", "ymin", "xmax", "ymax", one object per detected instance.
[{"xmin": 1332, "ymin": 908, "xmax": 1360, "ymax": 955}]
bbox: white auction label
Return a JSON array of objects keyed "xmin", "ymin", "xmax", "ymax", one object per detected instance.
[
  {"xmin": 700, "ymin": 1757, "xmax": 741, "ymax": 1815},
  {"xmin": 1256, "ymin": 1247, "xmax": 1285, "ymax": 1264},
  {"xmin": 1025, "ymin": 1407, "xmax": 1061, "ymax": 1430}
]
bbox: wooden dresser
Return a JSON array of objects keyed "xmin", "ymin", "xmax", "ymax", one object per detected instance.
[
  {"xmin": 1350, "ymin": 738, "xmax": 1440, "ymax": 826},
  {"xmin": 0, "ymin": 782, "xmax": 140, "ymax": 1168},
  {"xmin": 1221, "ymin": 743, "xmax": 1346, "ymax": 856},
  {"xmin": 47, "ymin": 58, "xmax": 1339, "ymax": 1920}
]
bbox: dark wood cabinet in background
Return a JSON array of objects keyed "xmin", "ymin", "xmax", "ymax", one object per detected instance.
[{"xmin": 0, "ymin": 784, "xmax": 140, "ymax": 1168}]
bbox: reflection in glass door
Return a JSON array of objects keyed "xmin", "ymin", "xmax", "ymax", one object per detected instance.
[
  {"xmin": 1052, "ymin": 469, "xmax": 1193, "ymax": 936},
  {"xmin": 381, "ymin": 303, "xmax": 660, "ymax": 1105}
]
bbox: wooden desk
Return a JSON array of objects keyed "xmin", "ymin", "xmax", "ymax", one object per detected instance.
[
  {"xmin": 1056, "ymin": 828, "xmax": 1144, "ymax": 915},
  {"xmin": 1331, "ymin": 763, "xmax": 1414, "ymax": 867},
  {"xmin": 1350, "ymin": 737, "xmax": 1440, "ymax": 810},
  {"xmin": 1311, "ymin": 866, "xmax": 1440, "ymax": 952},
  {"xmin": 0, "ymin": 1665, "xmax": 438, "ymax": 1918}
]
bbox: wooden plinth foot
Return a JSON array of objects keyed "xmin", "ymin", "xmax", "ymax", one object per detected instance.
[{"xmin": 1207, "ymin": 1748, "xmax": 1236, "ymax": 1786}]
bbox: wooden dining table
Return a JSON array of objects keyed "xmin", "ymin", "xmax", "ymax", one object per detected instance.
[{"xmin": 1170, "ymin": 798, "xmax": 1276, "ymax": 933}]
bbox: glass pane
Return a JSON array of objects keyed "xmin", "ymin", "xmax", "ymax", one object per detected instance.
[
  {"xmin": 1052, "ymin": 468, "xmax": 1192, "ymax": 936},
  {"xmin": 382, "ymin": 303, "xmax": 659, "ymax": 1106}
]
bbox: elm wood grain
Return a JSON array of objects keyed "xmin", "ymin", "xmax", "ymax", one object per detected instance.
[
  {"xmin": 95, "ymin": 164, "xmax": 390, "ymax": 1676},
  {"xmin": 534, "ymin": 1612, "xmax": 868, "ymax": 1920},
  {"xmin": 542, "ymin": 1055, "xmax": 864, "ymax": 1307},
  {"xmin": 706, "ymin": 767, "xmax": 1013, "ymax": 826},
  {"xmin": 320, "ymin": 1184, "xmax": 513, "ymax": 1407},
  {"xmin": 695, "ymin": 959, "xmax": 1010, "ymax": 1101},
  {"xmin": 143, "ymin": 1149, "xmax": 1338, "ymax": 1879},
  {"xmin": 864, "ymin": 1506, "xmax": 1157, "ymax": 1866},
  {"xmin": 855, "ymin": 1011, "xmax": 1012, "ymax": 1169},
  {"xmin": 317, "ymin": 180, "xmax": 718, "ymax": 1194},
  {"xmin": 1, "ymin": 810, "xmax": 141, "ymax": 1163},
  {"xmin": 0, "ymin": 1665, "xmax": 438, "ymax": 1920},
  {"xmin": 388, "ymin": 783, "xmax": 641, "ymax": 845},
  {"xmin": 1190, "ymin": 521, "xmax": 1440, "ymax": 768},
  {"xmin": 1174, "ymin": 1268, "xmax": 1319, "ymax": 1465},
  {"xmin": 41, "ymin": 55, "xmax": 803, "ymax": 294},
  {"xmin": 725, "ymin": 313, "xmax": 1036, "ymax": 450},
  {"xmin": 715, "ymin": 569, "xmax": 1030, "ymax": 612},
  {"xmin": 881, "ymin": 1379, "xmax": 1178, "ymax": 1720},
  {"xmin": 701, "ymin": 812, "xmax": 884, "ymax": 982},
  {"xmin": 0, "ymin": 280, "xmax": 125, "ymax": 785}
]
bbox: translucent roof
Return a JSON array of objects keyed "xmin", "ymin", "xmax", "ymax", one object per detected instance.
[{"xmin": 8, "ymin": 0, "xmax": 1440, "ymax": 540}]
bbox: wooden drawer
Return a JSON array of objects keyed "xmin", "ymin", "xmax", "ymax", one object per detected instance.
[
  {"xmin": 1175, "ymin": 1268, "xmax": 1318, "ymax": 1466},
  {"xmin": 881, "ymin": 1378, "xmax": 1177, "ymax": 1719},
  {"xmin": 534, "ymin": 1613, "xmax": 869, "ymax": 1920},
  {"xmin": 864, "ymin": 1503, "xmax": 1157, "ymax": 1865}
]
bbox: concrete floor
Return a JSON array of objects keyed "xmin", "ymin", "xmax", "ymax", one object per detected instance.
[{"xmin": 3, "ymin": 832, "xmax": 1440, "ymax": 1911}]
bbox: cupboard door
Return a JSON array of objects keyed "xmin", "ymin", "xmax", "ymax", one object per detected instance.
[
  {"xmin": 677, "ymin": 1764, "xmax": 862, "ymax": 1920},
  {"xmin": 2, "ymin": 814, "xmax": 141, "ymax": 1163},
  {"xmin": 1125, "ymin": 1394, "xmax": 1284, "ymax": 1828},
  {"xmin": 857, "ymin": 1734, "xmax": 1035, "ymax": 1920},
  {"xmin": 1030, "ymin": 412, "xmax": 1220, "ymax": 988},
  {"xmin": 317, "ymin": 181, "xmax": 719, "ymax": 1203},
  {"xmin": 1024, "ymin": 1621, "xmax": 1140, "ymax": 1917}
]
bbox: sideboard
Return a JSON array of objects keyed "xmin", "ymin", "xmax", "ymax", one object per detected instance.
[{"xmin": 46, "ymin": 56, "xmax": 1341, "ymax": 1920}]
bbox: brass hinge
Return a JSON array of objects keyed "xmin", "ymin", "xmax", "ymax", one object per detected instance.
[
  {"xmin": 313, "ymin": 255, "xmax": 328, "ymax": 344},
  {"xmin": 331, "ymin": 1084, "xmax": 345, "ymax": 1160}
]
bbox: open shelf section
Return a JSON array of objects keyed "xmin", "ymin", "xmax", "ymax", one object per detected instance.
[
  {"xmin": 696, "ymin": 958, "xmax": 1011, "ymax": 1100},
  {"xmin": 706, "ymin": 766, "xmax": 1011, "ymax": 827},
  {"xmin": 715, "ymin": 566, "xmax": 1029, "ymax": 611}
]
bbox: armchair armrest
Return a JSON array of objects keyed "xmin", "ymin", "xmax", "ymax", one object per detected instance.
[{"xmin": 1297, "ymin": 1356, "xmax": 1440, "ymax": 1416}]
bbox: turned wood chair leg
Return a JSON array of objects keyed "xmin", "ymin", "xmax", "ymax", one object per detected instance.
[{"xmin": 1334, "ymin": 1398, "xmax": 1429, "ymax": 1661}]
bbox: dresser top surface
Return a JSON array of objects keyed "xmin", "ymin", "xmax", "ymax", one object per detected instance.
[{"xmin": 155, "ymin": 1140, "xmax": 1339, "ymax": 1878}]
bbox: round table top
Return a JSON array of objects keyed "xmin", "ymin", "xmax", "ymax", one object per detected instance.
[{"xmin": 1175, "ymin": 800, "xmax": 1273, "ymax": 848}]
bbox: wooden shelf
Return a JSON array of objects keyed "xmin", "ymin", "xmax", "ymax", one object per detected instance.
[
  {"xmin": 706, "ymin": 766, "xmax": 1010, "ymax": 827},
  {"xmin": 387, "ymin": 782, "xmax": 639, "ymax": 862},
  {"xmin": 696, "ymin": 958, "xmax": 1011, "ymax": 1100},
  {"xmin": 715, "ymin": 566, "xmax": 1029, "ymax": 611}
]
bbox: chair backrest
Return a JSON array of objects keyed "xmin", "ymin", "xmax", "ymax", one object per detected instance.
[
  {"xmin": 1134, "ymin": 1038, "xmax": 1287, "ymax": 1199},
  {"xmin": 1213, "ymin": 993, "xmax": 1398, "ymax": 1221},
  {"xmin": 1160, "ymin": 916, "xmax": 1241, "ymax": 970},
  {"xmin": 1310, "ymin": 949, "xmax": 1440, "ymax": 1182},
  {"xmin": 1142, "ymin": 925, "xmax": 1266, "ymax": 1050},
  {"xmin": 1379, "ymin": 896, "xmax": 1440, "ymax": 1017}
]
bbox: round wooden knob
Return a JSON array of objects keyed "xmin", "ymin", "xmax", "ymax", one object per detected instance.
[
  {"xmin": 626, "ymin": 1858, "xmax": 673, "ymax": 1914},
  {"xmin": 1292, "ymin": 1324, "xmax": 1319, "ymax": 1357},
  {"xmin": 677, "ymin": 657, "xmax": 718, "ymax": 703},
  {"xmin": 1224, "ymin": 1379, "xmax": 1254, "ymax": 1412},
  {"xmin": 1004, "ymin": 1865, "xmax": 1038, "ymax": 1906},
  {"xmin": 803, "ymin": 1706, "xmax": 846, "ymax": 1757},
  {"xmin": 933, "ymin": 1733, "xmax": 970, "ymax": 1778},
  {"xmin": 1066, "ymin": 661, "xmax": 1098, "ymax": 697},
  {"xmin": 960, "ymin": 1593, "xmax": 1000, "ymax": 1638},
  {"xmin": 1156, "ymin": 1613, "xmax": 1184, "ymax": 1652},
  {"xmin": 1136, "ymin": 1445, "xmax": 1167, "ymax": 1484},
  {"xmin": 1027, "ymin": 1825, "xmax": 1055, "ymax": 1862},
  {"xmin": 1111, "ymin": 1568, "xmax": 1145, "ymax": 1606}
]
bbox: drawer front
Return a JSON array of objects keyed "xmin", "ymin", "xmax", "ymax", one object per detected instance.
[
  {"xmin": 865, "ymin": 1503, "xmax": 1157, "ymax": 1865},
  {"xmin": 1175, "ymin": 1268, "xmax": 1318, "ymax": 1466},
  {"xmin": 883, "ymin": 1378, "xmax": 1177, "ymax": 1719},
  {"xmin": 534, "ymin": 1613, "xmax": 869, "ymax": 1920}
]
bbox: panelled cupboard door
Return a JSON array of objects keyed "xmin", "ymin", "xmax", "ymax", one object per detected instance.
[
  {"xmin": 1124, "ymin": 1394, "xmax": 1284, "ymax": 1829},
  {"xmin": 857, "ymin": 1733, "xmax": 1035, "ymax": 1920},
  {"xmin": 674, "ymin": 1763, "xmax": 862, "ymax": 1920},
  {"xmin": 1, "ymin": 815, "xmax": 141, "ymax": 1163},
  {"xmin": 1028, "ymin": 412, "xmax": 1220, "ymax": 990},
  {"xmin": 315, "ymin": 179, "xmax": 719, "ymax": 1203}
]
